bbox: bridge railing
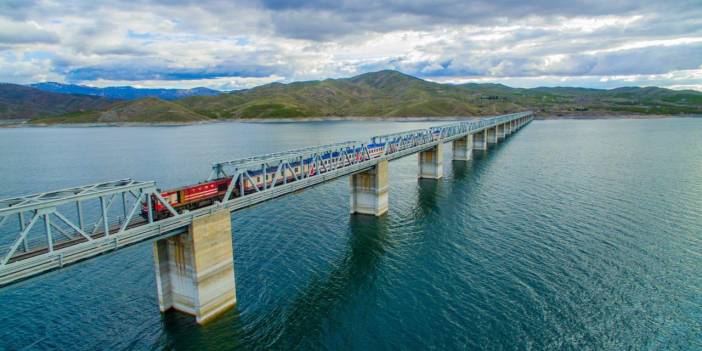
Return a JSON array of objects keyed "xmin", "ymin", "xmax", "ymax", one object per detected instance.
[
  {"xmin": 0, "ymin": 111, "xmax": 532, "ymax": 285},
  {"xmin": 0, "ymin": 179, "xmax": 178, "ymax": 268},
  {"xmin": 210, "ymin": 111, "xmax": 532, "ymax": 204}
]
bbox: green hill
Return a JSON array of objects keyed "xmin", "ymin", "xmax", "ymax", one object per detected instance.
[
  {"xmin": 181, "ymin": 70, "xmax": 702, "ymax": 119},
  {"xmin": 17, "ymin": 70, "xmax": 702, "ymax": 124},
  {"xmin": 30, "ymin": 98, "xmax": 210, "ymax": 124},
  {"xmin": 181, "ymin": 71, "xmax": 496, "ymax": 118},
  {"xmin": 0, "ymin": 83, "xmax": 114, "ymax": 120}
]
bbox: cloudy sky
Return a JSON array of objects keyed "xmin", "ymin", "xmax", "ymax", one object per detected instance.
[{"xmin": 1, "ymin": 0, "xmax": 701, "ymax": 91}]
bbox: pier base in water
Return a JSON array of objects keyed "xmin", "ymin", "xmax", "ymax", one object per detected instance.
[
  {"xmin": 473, "ymin": 130, "xmax": 487, "ymax": 150},
  {"xmin": 350, "ymin": 160, "xmax": 389, "ymax": 216},
  {"xmin": 419, "ymin": 143, "xmax": 444, "ymax": 179},
  {"xmin": 487, "ymin": 126, "xmax": 498, "ymax": 144},
  {"xmin": 453, "ymin": 134, "xmax": 473, "ymax": 161},
  {"xmin": 153, "ymin": 209, "xmax": 236, "ymax": 324}
]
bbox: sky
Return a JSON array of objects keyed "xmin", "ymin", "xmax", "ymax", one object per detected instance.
[{"xmin": 1, "ymin": 0, "xmax": 701, "ymax": 91}]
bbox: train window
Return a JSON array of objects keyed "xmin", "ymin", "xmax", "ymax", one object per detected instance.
[
  {"xmin": 295, "ymin": 167, "xmax": 299, "ymax": 172},
  {"xmin": 256, "ymin": 176, "xmax": 261, "ymax": 182}
]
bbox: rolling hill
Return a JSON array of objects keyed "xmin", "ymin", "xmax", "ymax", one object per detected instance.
[
  {"xmin": 180, "ymin": 70, "xmax": 702, "ymax": 119},
  {"xmin": 7, "ymin": 70, "xmax": 702, "ymax": 124},
  {"xmin": 0, "ymin": 83, "xmax": 114, "ymax": 120},
  {"xmin": 181, "ymin": 71, "xmax": 512, "ymax": 118},
  {"xmin": 29, "ymin": 98, "xmax": 210, "ymax": 124}
]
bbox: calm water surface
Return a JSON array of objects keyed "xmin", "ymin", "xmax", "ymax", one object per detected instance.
[{"xmin": 0, "ymin": 118, "xmax": 700, "ymax": 350}]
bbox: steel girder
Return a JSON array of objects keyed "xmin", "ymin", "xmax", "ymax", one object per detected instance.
[
  {"xmin": 0, "ymin": 111, "xmax": 533, "ymax": 286},
  {"xmin": 0, "ymin": 179, "xmax": 182, "ymax": 284}
]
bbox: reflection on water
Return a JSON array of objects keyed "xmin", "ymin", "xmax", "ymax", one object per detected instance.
[{"xmin": 0, "ymin": 118, "xmax": 701, "ymax": 350}]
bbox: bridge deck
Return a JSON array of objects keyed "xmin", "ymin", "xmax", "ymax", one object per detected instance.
[{"xmin": 0, "ymin": 112, "xmax": 533, "ymax": 286}]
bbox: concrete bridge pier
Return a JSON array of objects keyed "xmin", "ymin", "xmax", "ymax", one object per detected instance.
[
  {"xmin": 487, "ymin": 126, "xmax": 499, "ymax": 144},
  {"xmin": 153, "ymin": 209, "xmax": 237, "ymax": 324},
  {"xmin": 473, "ymin": 130, "xmax": 487, "ymax": 150},
  {"xmin": 497, "ymin": 123, "xmax": 506, "ymax": 140},
  {"xmin": 452, "ymin": 134, "xmax": 473, "ymax": 161},
  {"xmin": 505, "ymin": 121, "xmax": 512, "ymax": 135},
  {"xmin": 418, "ymin": 143, "xmax": 444, "ymax": 179},
  {"xmin": 350, "ymin": 160, "xmax": 389, "ymax": 216}
]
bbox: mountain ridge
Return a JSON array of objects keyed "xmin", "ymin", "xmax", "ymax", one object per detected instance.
[
  {"xmin": 180, "ymin": 70, "xmax": 702, "ymax": 119},
  {"xmin": 30, "ymin": 82, "xmax": 221, "ymax": 101},
  {"xmin": 0, "ymin": 83, "xmax": 114, "ymax": 120},
  {"xmin": 2, "ymin": 70, "xmax": 700, "ymax": 123}
]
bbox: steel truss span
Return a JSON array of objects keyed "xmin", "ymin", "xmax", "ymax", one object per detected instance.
[{"xmin": 0, "ymin": 111, "xmax": 533, "ymax": 286}]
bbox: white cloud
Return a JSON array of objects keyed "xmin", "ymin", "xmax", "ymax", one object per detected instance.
[
  {"xmin": 0, "ymin": 55, "xmax": 64, "ymax": 83},
  {"xmin": 0, "ymin": 1, "xmax": 699, "ymax": 91},
  {"xmin": 0, "ymin": 18, "xmax": 59, "ymax": 44},
  {"xmin": 81, "ymin": 75, "xmax": 285, "ymax": 90}
]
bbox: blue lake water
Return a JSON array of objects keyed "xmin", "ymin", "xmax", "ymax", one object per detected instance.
[{"xmin": 0, "ymin": 118, "xmax": 701, "ymax": 350}]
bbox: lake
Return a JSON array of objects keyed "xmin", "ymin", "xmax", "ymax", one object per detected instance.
[{"xmin": 0, "ymin": 118, "xmax": 700, "ymax": 350}]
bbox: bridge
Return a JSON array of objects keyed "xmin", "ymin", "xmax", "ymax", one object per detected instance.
[{"xmin": 0, "ymin": 111, "xmax": 533, "ymax": 323}]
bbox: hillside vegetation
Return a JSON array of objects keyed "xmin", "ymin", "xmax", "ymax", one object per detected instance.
[
  {"xmin": 181, "ymin": 70, "xmax": 702, "ymax": 119},
  {"xmin": 182, "ymin": 71, "xmax": 498, "ymax": 118},
  {"xmin": 0, "ymin": 83, "xmax": 114, "ymax": 120},
  {"xmin": 30, "ymin": 98, "xmax": 210, "ymax": 124},
  {"xmin": 13, "ymin": 70, "xmax": 702, "ymax": 124}
]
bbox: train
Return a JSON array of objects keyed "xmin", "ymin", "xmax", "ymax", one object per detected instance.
[{"xmin": 141, "ymin": 130, "xmax": 443, "ymax": 219}]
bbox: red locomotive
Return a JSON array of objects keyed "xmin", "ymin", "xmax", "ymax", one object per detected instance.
[
  {"xmin": 141, "ymin": 177, "xmax": 233, "ymax": 219},
  {"xmin": 141, "ymin": 143, "xmax": 388, "ymax": 219}
]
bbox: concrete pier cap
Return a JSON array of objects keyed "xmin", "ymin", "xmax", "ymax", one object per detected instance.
[
  {"xmin": 153, "ymin": 209, "xmax": 237, "ymax": 324},
  {"xmin": 350, "ymin": 159, "xmax": 389, "ymax": 216}
]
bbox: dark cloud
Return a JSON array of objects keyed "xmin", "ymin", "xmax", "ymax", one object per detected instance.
[
  {"xmin": 589, "ymin": 44, "xmax": 702, "ymax": 76},
  {"xmin": 0, "ymin": 0, "xmax": 700, "ymax": 89},
  {"xmin": 260, "ymin": 0, "xmax": 700, "ymax": 40}
]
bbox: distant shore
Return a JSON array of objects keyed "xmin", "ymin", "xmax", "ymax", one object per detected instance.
[{"xmin": 1, "ymin": 114, "xmax": 699, "ymax": 128}]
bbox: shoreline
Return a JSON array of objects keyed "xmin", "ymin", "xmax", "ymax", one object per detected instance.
[{"xmin": 1, "ymin": 114, "xmax": 699, "ymax": 128}]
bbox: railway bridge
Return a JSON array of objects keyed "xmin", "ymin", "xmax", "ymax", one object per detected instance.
[{"xmin": 0, "ymin": 112, "xmax": 533, "ymax": 324}]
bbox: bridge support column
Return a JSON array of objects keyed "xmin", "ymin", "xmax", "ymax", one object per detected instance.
[
  {"xmin": 497, "ymin": 123, "xmax": 505, "ymax": 140},
  {"xmin": 487, "ymin": 126, "xmax": 498, "ymax": 144},
  {"xmin": 505, "ymin": 121, "xmax": 512, "ymax": 135},
  {"xmin": 350, "ymin": 160, "xmax": 388, "ymax": 216},
  {"xmin": 153, "ymin": 209, "xmax": 236, "ymax": 324},
  {"xmin": 473, "ymin": 130, "xmax": 487, "ymax": 150},
  {"xmin": 452, "ymin": 134, "xmax": 472, "ymax": 161},
  {"xmin": 418, "ymin": 143, "xmax": 443, "ymax": 179}
]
